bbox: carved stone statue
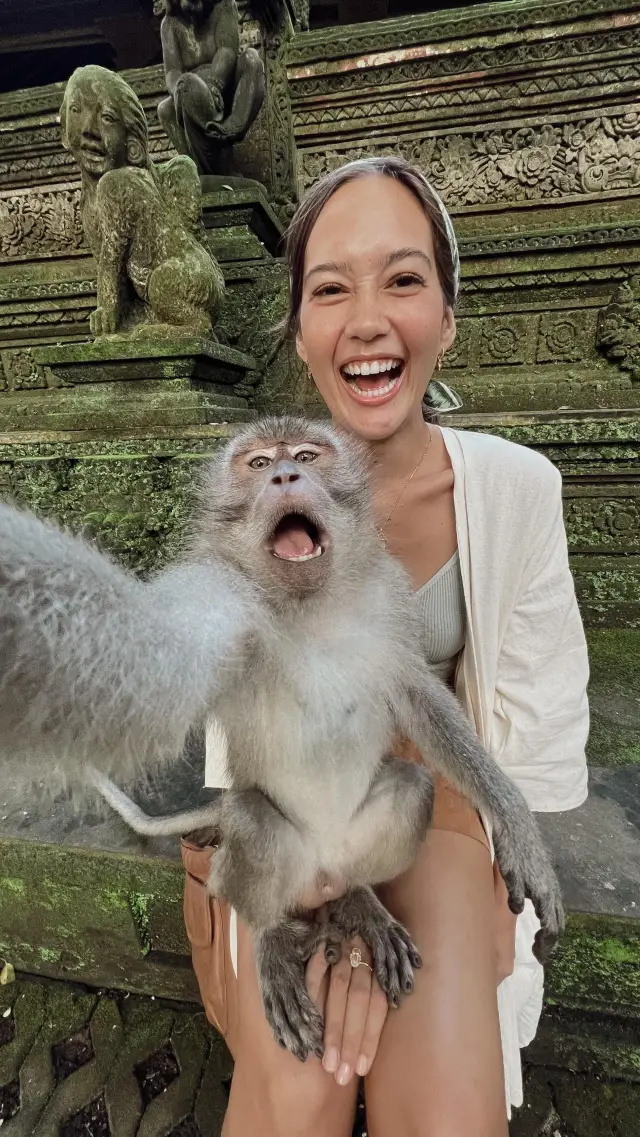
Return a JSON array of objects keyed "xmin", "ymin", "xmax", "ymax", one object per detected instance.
[
  {"xmin": 60, "ymin": 64, "xmax": 225, "ymax": 340},
  {"xmin": 157, "ymin": 0, "xmax": 273, "ymax": 179}
]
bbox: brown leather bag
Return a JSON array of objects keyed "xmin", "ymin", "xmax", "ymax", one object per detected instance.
[{"xmin": 180, "ymin": 838, "xmax": 240, "ymax": 1053}]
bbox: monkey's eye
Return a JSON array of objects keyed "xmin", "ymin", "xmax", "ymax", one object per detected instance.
[
  {"xmin": 248, "ymin": 455, "xmax": 271, "ymax": 469},
  {"xmin": 295, "ymin": 450, "xmax": 318, "ymax": 463}
]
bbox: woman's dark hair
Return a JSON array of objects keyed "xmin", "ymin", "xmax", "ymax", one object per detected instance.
[{"xmin": 283, "ymin": 155, "xmax": 458, "ymax": 339}]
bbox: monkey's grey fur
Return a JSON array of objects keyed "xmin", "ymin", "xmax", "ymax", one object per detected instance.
[{"xmin": 0, "ymin": 415, "xmax": 564, "ymax": 1060}]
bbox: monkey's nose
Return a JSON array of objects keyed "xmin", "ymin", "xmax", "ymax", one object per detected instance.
[{"xmin": 270, "ymin": 462, "xmax": 301, "ymax": 486}]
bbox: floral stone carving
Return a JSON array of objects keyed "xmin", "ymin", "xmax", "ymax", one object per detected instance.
[{"xmin": 60, "ymin": 64, "xmax": 225, "ymax": 341}]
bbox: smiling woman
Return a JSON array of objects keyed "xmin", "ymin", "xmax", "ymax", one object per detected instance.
[{"xmin": 188, "ymin": 155, "xmax": 589, "ymax": 1137}]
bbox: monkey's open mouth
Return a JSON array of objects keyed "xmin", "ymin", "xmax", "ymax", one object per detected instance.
[{"xmin": 270, "ymin": 513, "xmax": 324, "ymax": 562}]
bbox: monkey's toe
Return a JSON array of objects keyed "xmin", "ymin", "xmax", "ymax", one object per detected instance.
[{"xmin": 263, "ymin": 981, "xmax": 324, "ymax": 1062}]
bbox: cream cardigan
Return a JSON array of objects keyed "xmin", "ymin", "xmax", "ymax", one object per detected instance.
[
  {"xmin": 442, "ymin": 426, "xmax": 589, "ymax": 1114},
  {"xmin": 204, "ymin": 427, "xmax": 590, "ymax": 1116}
]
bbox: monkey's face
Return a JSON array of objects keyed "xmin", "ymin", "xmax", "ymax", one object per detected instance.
[{"xmin": 194, "ymin": 419, "xmax": 372, "ymax": 602}]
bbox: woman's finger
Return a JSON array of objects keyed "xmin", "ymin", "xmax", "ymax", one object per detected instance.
[
  {"xmin": 334, "ymin": 944, "xmax": 374, "ymax": 1086},
  {"xmin": 321, "ymin": 951, "xmax": 353, "ymax": 1078},
  {"xmin": 356, "ymin": 978, "xmax": 388, "ymax": 1077}
]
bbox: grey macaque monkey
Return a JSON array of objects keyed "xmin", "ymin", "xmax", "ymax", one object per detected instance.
[{"xmin": 0, "ymin": 415, "xmax": 563, "ymax": 1060}]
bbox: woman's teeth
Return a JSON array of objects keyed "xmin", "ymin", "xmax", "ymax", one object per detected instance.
[
  {"xmin": 340, "ymin": 358, "xmax": 404, "ymax": 398},
  {"xmin": 342, "ymin": 358, "xmax": 402, "ymax": 377}
]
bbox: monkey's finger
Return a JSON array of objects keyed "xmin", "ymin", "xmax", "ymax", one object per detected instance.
[
  {"xmin": 390, "ymin": 922, "xmax": 423, "ymax": 971},
  {"xmin": 502, "ymin": 870, "xmax": 525, "ymax": 916},
  {"xmin": 388, "ymin": 928, "xmax": 416, "ymax": 995},
  {"xmin": 305, "ymin": 948, "xmax": 330, "ymax": 1012},
  {"xmin": 265, "ymin": 986, "xmax": 324, "ymax": 1062}
]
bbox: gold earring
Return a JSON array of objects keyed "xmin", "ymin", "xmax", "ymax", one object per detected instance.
[{"xmin": 436, "ymin": 350, "xmax": 445, "ymax": 373}]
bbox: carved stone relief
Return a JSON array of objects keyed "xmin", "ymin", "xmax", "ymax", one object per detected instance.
[
  {"xmin": 536, "ymin": 311, "xmax": 592, "ymax": 363},
  {"xmin": 597, "ymin": 276, "xmax": 640, "ymax": 380},
  {"xmin": 0, "ymin": 348, "xmax": 47, "ymax": 390},
  {"xmin": 0, "ymin": 187, "xmax": 83, "ymax": 262},
  {"xmin": 297, "ymin": 111, "xmax": 640, "ymax": 208},
  {"xmin": 480, "ymin": 316, "xmax": 530, "ymax": 367},
  {"xmin": 286, "ymin": 0, "xmax": 640, "ymax": 66}
]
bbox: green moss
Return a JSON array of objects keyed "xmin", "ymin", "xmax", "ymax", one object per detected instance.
[
  {"xmin": 548, "ymin": 914, "xmax": 640, "ymax": 1012},
  {"xmin": 129, "ymin": 892, "xmax": 153, "ymax": 956},
  {"xmin": 39, "ymin": 946, "xmax": 61, "ymax": 963},
  {"xmin": 1, "ymin": 878, "xmax": 25, "ymax": 894},
  {"xmin": 0, "ymin": 837, "xmax": 198, "ymax": 1002}
]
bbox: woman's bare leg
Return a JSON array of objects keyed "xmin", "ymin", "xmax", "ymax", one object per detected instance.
[
  {"xmin": 366, "ymin": 801, "xmax": 509, "ymax": 1137},
  {"xmin": 222, "ymin": 918, "xmax": 358, "ymax": 1137}
]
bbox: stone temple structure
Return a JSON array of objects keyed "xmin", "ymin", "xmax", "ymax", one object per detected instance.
[{"xmin": 0, "ymin": 1, "xmax": 638, "ymax": 1134}]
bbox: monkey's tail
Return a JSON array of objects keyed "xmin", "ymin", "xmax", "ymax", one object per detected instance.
[{"xmin": 88, "ymin": 768, "xmax": 223, "ymax": 838}]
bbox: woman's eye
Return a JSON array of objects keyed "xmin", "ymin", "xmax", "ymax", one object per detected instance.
[
  {"xmin": 249, "ymin": 456, "xmax": 270, "ymax": 469},
  {"xmin": 390, "ymin": 273, "xmax": 424, "ymax": 289},
  {"xmin": 295, "ymin": 450, "xmax": 318, "ymax": 463},
  {"xmin": 313, "ymin": 283, "xmax": 345, "ymax": 297}
]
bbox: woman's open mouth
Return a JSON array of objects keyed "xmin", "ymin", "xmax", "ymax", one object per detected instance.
[
  {"xmin": 269, "ymin": 512, "xmax": 325, "ymax": 562},
  {"xmin": 339, "ymin": 358, "xmax": 405, "ymax": 404}
]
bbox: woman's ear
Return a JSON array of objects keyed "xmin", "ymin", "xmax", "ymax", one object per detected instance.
[
  {"xmin": 295, "ymin": 332, "xmax": 308, "ymax": 365},
  {"xmin": 440, "ymin": 307, "xmax": 457, "ymax": 353}
]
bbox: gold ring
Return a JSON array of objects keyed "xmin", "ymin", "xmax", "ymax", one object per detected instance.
[{"xmin": 349, "ymin": 947, "xmax": 373, "ymax": 972}]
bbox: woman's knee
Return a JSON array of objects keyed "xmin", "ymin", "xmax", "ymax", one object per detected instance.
[
  {"xmin": 367, "ymin": 1091, "xmax": 508, "ymax": 1137},
  {"xmin": 227, "ymin": 1054, "xmax": 356, "ymax": 1137}
]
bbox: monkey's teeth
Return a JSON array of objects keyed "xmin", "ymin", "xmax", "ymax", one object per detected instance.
[{"xmin": 273, "ymin": 546, "xmax": 323, "ymax": 562}]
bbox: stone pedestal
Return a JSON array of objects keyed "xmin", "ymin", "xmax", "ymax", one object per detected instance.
[
  {"xmin": 202, "ymin": 185, "xmax": 284, "ymax": 264},
  {"xmin": 0, "ymin": 338, "xmax": 257, "ymax": 433}
]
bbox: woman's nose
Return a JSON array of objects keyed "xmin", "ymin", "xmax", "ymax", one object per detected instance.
[{"xmin": 343, "ymin": 288, "xmax": 391, "ymax": 342}]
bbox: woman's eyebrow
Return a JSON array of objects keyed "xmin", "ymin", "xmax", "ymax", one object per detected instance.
[
  {"xmin": 384, "ymin": 247, "xmax": 433, "ymax": 270},
  {"xmin": 304, "ymin": 259, "xmax": 350, "ymax": 283},
  {"xmin": 304, "ymin": 248, "xmax": 433, "ymax": 284}
]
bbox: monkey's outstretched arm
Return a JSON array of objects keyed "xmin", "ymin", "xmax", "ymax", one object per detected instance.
[
  {"xmin": 0, "ymin": 503, "xmax": 259, "ymax": 794},
  {"xmin": 400, "ymin": 671, "xmax": 564, "ymax": 961}
]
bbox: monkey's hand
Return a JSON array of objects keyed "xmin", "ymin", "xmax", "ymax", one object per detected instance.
[
  {"xmin": 324, "ymin": 887, "xmax": 421, "ymax": 1009},
  {"xmin": 491, "ymin": 813, "xmax": 565, "ymax": 963},
  {"xmin": 255, "ymin": 920, "xmax": 327, "ymax": 1062}
]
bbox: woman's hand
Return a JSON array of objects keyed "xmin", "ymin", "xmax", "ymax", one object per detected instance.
[{"xmin": 306, "ymin": 935, "xmax": 388, "ymax": 1086}]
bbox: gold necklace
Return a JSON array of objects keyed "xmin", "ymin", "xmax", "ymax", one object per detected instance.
[{"xmin": 376, "ymin": 426, "xmax": 432, "ymax": 547}]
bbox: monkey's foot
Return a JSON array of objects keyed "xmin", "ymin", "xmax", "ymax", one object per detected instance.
[
  {"xmin": 325, "ymin": 886, "xmax": 422, "ymax": 1008},
  {"xmin": 255, "ymin": 920, "xmax": 326, "ymax": 1062}
]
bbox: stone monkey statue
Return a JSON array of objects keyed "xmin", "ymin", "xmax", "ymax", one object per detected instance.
[
  {"xmin": 60, "ymin": 64, "xmax": 225, "ymax": 339},
  {"xmin": 157, "ymin": 0, "xmax": 281, "ymax": 177},
  {"xmin": 0, "ymin": 416, "xmax": 563, "ymax": 1060}
]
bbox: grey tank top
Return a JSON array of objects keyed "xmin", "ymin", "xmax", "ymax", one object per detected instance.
[{"xmin": 414, "ymin": 550, "xmax": 466, "ymax": 687}]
